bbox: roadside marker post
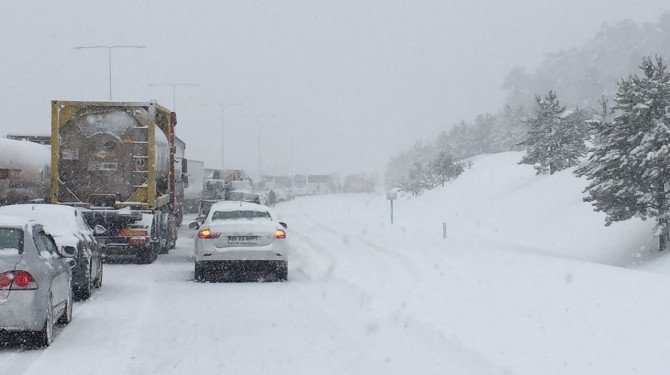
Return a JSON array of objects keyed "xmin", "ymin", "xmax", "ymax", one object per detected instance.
[{"xmin": 386, "ymin": 191, "xmax": 397, "ymax": 224}]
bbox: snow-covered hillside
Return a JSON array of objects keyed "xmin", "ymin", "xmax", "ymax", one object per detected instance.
[{"xmin": 391, "ymin": 151, "xmax": 659, "ymax": 266}]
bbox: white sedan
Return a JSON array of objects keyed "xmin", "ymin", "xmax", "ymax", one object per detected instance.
[{"xmin": 190, "ymin": 201, "xmax": 288, "ymax": 282}]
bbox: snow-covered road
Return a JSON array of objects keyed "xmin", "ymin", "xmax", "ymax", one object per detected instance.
[{"xmin": 2, "ymin": 193, "xmax": 670, "ymax": 374}]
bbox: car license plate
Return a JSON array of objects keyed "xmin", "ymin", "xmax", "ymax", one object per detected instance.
[{"xmin": 227, "ymin": 235, "xmax": 258, "ymax": 244}]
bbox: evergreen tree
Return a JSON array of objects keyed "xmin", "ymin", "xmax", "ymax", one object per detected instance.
[
  {"xmin": 518, "ymin": 91, "xmax": 587, "ymax": 174},
  {"xmin": 471, "ymin": 114, "xmax": 497, "ymax": 154},
  {"xmin": 384, "ymin": 141, "xmax": 434, "ymax": 189},
  {"xmin": 576, "ymin": 56, "xmax": 670, "ymax": 250},
  {"xmin": 400, "ymin": 161, "xmax": 434, "ymax": 196},
  {"xmin": 586, "ymin": 95, "xmax": 612, "ymax": 143},
  {"xmin": 446, "ymin": 121, "xmax": 471, "ymax": 160},
  {"xmin": 429, "ymin": 151, "xmax": 464, "ymax": 187}
]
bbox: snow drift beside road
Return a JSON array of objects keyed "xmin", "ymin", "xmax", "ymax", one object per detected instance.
[
  {"xmin": 275, "ymin": 151, "xmax": 670, "ymax": 374},
  {"xmin": 392, "ymin": 151, "xmax": 658, "ymax": 266}
]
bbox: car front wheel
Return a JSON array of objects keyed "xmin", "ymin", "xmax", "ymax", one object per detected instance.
[{"xmin": 58, "ymin": 288, "xmax": 73, "ymax": 324}]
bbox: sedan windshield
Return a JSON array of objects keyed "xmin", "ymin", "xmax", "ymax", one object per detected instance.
[
  {"xmin": 211, "ymin": 210, "xmax": 271, "ymax": 221},
  {"xmin": 0, "ymin": 227, "xmax": 23, "ymax": 255}
]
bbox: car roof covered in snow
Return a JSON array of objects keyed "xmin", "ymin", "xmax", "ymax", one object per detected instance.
[
  {"xmin": 209, "ymin": 200, "xmax": 270, "ymax": 212},
  {"xmin": 0, "ymin": 214, "xmax": 35, "ymax": 228},
  {"xmin": 0, "ymin": 204, "xmax": 83, "ymax": 236}
]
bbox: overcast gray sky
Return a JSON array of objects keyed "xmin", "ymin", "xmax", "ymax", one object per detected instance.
[{"xmin": 0, "ymin": 0, "xmax": 668, "ymax": 176}]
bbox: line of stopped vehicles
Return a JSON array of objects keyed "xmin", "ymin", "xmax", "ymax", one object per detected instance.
[{"xmin": 0, "ymin": 101, "xmax": 292, "ymax": 348}]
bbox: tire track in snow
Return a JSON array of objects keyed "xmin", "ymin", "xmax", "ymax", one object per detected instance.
[
  {"xmin": 288, "ymin": 228, "xmax": 336, "ymax": 281},
  {"xmin": 298, "ymin": 213, "xmax": 420, "ymax": 311},
  {"xmin": 282, "ymin": 202, "xmax": 508, "ymax": 374}
]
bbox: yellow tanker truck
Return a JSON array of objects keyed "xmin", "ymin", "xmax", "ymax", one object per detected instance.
[{"xmin": 51, "ymin": 100, "xmax": 186, "ymax": 264}]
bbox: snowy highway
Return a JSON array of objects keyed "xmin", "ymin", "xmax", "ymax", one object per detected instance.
[
  {"xmin": 0, "ymin": 195, "xmax": 499, "ymax": 375},
  {"xmin": 2, "ymin": 193, "xmax": 670, "ymax": 374}
]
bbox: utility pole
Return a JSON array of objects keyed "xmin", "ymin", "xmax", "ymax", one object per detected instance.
[
  {"xmin": 73, "ymin": 45, "xmax": 146, "ymax": 100},
  {"xmin": 147, "ymin": 83, "xmax": 199, "ymax": 111},
  {"xmin": 202, "ymin": 103, "xmax": 242, "ymax": 170}
]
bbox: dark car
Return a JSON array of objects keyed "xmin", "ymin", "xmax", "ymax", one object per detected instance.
[{"xmin": 0, "ymin": 204, "xmax": 104, "ymax": 300}]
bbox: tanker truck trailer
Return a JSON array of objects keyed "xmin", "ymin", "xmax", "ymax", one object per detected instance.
[
  {"xmin": 51, "ymin": 101, "xmax": 183, "ymax": 264},
  {"xmin": 0, "ymin": 137, "xmax": 51, "ymax": 205}
]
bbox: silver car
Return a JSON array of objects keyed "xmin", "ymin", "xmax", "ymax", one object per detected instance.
[
  {"xmin": 190, "ymin": 201, "xmax": 288, "ymax": 282},
  {"xmin": 0, "ymin": 216, "xmax": 76, "ymax": 347}
]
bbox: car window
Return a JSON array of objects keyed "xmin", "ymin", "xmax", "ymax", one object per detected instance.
[
  {"xmin": 0, "ymin": 227, "xmax": 23, "ymax": 255},
  {"xmin": 32, "ymin": 228, "xmax": 52, "ymax": 258},
  {"xmin": 77, "ymin": 212, "xmax": 92, "ymax": 233},
  {"xmin": 43, "ymin": 234, "xmax": 60, "ymax": 256},
  {"xmin": 211, "ymin": 210, "xmax": 272, "ymax": 221}
]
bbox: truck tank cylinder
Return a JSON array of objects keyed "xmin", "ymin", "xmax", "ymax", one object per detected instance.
[
  {"xmin": 58, "ymin": 109, "xmax": 171, "ymax": 204},
  {"xmin": 0, "ymin": 138, "xmax": 50, "ymax": 204}
]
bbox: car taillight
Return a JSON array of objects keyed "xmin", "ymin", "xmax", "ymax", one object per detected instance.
[
  {"xmin": 275, "ymin": 229, "xmax": 286, "ymax": 239},
  {"xmin": 198, "ymin": 229, "xmax": 220, "ymax": 239},
  {"xmin": 0, "ymin": 271, "xmax": 38, "ymax": 290}
]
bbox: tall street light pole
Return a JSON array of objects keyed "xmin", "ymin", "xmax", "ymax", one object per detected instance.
[
  {"xmin": 73, "ymin": 45, "xmax": 146, "ymax": 101},
  {"xmin": 147, "ymin": 83, "xmax": 199, "ymax": 111},
  {"xmin": 202, "ymin": 103, "xmax": 242, "ymax": 170}
]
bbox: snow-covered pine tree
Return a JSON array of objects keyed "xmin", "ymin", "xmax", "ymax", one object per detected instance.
[
  {"xmin": 429, "ymin": 150, "xmax": 463, "ymax": 187},
  {"xmin": 518, "ymin": 90, "xmax": 587, "ymax": 174},
  {"xmin": 384, "ymin": 141, "xmax": 435, "ymax": 190},
  {"xmin": 401, "ymin": 161, "xmax": 434, "ymax": 196},
  {"xmin": 471, "ymin": 114, "xmax": 497, "ymax": 155},
  {"xmin": 585, "ymin": 95, "xmax": 612, "ymax": 144},
  {"xmin": 447, "ymin": 121, "xmax": 471, "ymax": 160},
  {"xmin": 576, "ymin": 56, "xmax": 670, "ymax": 251}
]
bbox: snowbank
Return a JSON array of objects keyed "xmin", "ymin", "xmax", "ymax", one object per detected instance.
[
  {"xmin": 275, "ymin": 155, "xmax": 670, "ymax": 374},
  {"xmin": 393, "ymin": 151, "xmax": 657, "ymax": 266}
]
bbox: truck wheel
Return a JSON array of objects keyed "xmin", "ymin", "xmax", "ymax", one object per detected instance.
[
  {"xmin": 159, "ymin": 236, "xmax": 169, "ymax": 254},
  {"xmin": 137, "ymin": 244, "xmax": 157, "ymax": 264},
  {"xmin": 94, "ymin": 263, "xmax": 103, "ymax": 289}
]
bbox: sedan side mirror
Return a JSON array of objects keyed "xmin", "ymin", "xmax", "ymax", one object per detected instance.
[
  {"xmin": 61, "ymin": 246, "xmax": 77, "ymax": 258},
  {"xmin": 279, "ymin": 222, "xmax": 288, "ymax": 229},
  {"xmin": 65, "ymin": 258, "xmax": 76, "ymax": 269},
  {"xmin": 94, "ymin": 224, "xmax": 107, "ymax": 235},
  {"xmin": 189, "ymin": 222, "xmax": 200, "ymax": 230}
]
